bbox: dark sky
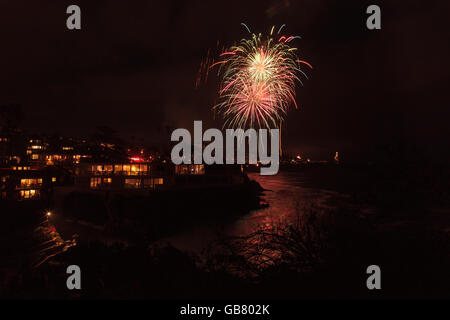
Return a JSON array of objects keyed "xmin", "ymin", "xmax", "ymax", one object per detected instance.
[{"xmin": 1, "ymin": 0, "xmax": 449, "ymax": 160}]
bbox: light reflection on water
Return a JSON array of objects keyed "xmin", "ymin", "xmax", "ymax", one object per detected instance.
[{"xmin": 160, "ymin": 171, "xmax": 345, "ymax": 253}]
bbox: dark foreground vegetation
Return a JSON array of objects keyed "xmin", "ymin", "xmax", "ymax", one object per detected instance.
[{"xmin": 2, "ymin": 201, "xmax": 449, "ymax": 299}]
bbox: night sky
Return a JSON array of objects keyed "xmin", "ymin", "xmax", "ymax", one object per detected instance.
[{"xmin": 1, "ymin": 0, "xmax": 449, "ymax": 160}]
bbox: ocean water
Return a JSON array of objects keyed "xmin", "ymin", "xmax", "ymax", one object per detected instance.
[{"xmin": 159, "ymin": 170, "xmax": 349, "ymax": 253}]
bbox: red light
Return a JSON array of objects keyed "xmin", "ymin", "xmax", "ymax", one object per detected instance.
[{"xmin": 130, "ymin": 157, "xmax": 143, "ymax": 162}]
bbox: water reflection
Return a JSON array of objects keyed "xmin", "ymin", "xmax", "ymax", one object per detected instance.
[{"xmin": 162, "ymin": 171, "xmax": 345, "ymax": 253}]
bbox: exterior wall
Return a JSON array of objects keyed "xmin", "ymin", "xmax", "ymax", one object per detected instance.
[
  {"xmin": 75, "ymin": 162, "xmax": 169, "ymax": 191},
  {"xmin": 27, "ymin": 139, "xmax": 46, "ymax": 165},
  {"xmin": 74, "ymin": 162, "xmax": 245, "ymax": 192},
  {"xmin": 174, "ymin": 164, "xmax": 244, "ymax": 186}
]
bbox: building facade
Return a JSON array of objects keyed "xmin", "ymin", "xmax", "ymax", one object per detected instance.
[
  {"xmin": 0, "ymin": 167, "xmax": 52, "ymax": 202},
  {"xmin": 75, "ymin": 162, "xmax": 168, "ymax": 191}
]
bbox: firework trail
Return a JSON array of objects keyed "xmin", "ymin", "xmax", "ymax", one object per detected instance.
[{"xmin": 210, "ymin": 24, "xmax": 312, "ymax": 129}]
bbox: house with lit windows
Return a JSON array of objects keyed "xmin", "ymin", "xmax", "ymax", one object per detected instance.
[
  {"xmin": 75, "ymin": 161, "xmax": 245, "ymax": 192},
  {"xmin": 0, "ymin": 129, "xmax": 26, "ymax": 167},
  {"xmin": 174, "ymin": 163, "xmax": 244, "ymax": 186},
  {"xmin": 26, "ymin": 138, "xmax": 46, "ymax": 165},
  {"xmin": 0, "ymin": 166, "xmax": 52, "ymax": 202},
  {"xmin": 75, "ymin": 162, "xmax": 168, "ymax": 191},
  {"xmin": 44, "ymin": 137, "xmax": 92, "ymax": 168}
]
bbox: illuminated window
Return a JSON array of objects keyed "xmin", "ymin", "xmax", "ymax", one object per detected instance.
[
  {"xmin": 103, "ymin": 178, "xmax": 112, "ymax": 184},
  {"xmin": 114, "ymin": 164, "xmax": 123, "ymax": 173},
  {"xmin": 90, "ymin": 177, "xmax": 101, "ymax": 188},
  {"xmin": 175, "ymin": 164, "xmax": 205, "ymax": 175},
  {"xmin": 52, "ymin": 177, "xmax": 57, "ymax": 182},
  {"xmin": 20, "ymin": 178, "xmax": 42, "ymax": 187},
  {"xmin": 143, "ymin": 178, "xmax": 163, "ymax": 189},
  {"xmin": 31, "ymin": 154, "xmax": 39, "ymax": 160},
  {"xmin": 140, "ymin": 164, "xmax": 148, "ymax": 174},
  {"xmin": 92, "ymin": 165, "xmax": 113, "ymax": 175},
  {"xmin": 91, "ymin": 163, "xmax": 149, "ymax": 176},
  {"xmin": 125, "ymin": 178, "xmax": 141, "ymax": 188},
  {"xmin": 121, "ymin": 164, "xmax": 148, "ymax": 176},
  {"xmin": 20, "ymin": 189, "xmax": 40, "ymax": 199}
]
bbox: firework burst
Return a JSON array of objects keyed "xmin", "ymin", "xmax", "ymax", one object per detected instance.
[{"xmin": 211, "ymin": 24, "xmax": 312, "ymax": 129}]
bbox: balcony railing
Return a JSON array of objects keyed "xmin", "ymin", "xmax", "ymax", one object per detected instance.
[
  {"xmin": 88, "ymin": 170, "xmax": 150, "ymax": 176},
  {"xmin": 17, "ymin": 184, "xmax": 42, "ymax": 190}
]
